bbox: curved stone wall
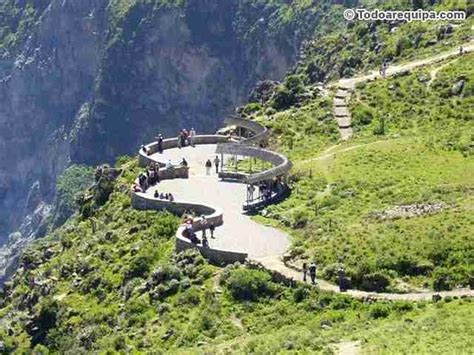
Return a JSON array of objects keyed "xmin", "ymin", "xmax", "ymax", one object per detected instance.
[
  {"xmin": 139, "ymin": 135, "xmax": 230, "ymax": 167},
  {"xmin": 224, "ymin": 116, "xmax": 270, "ymax": 145},
  {"xmin": 215, "ymin": 143, "xmax": 292, "ymax": 184},
  {"xmin": 131, "ymin": 192, "xmax": 247, "ymax": 264},
  {"xmin": 132, "ymin": 123, "xmax": 292, "ymax": 264}
]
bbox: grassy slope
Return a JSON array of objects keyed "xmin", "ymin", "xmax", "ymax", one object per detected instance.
[
  {"xmin": 259, "ymin": 52, "xmax": 473, "ymax": 292},
  {"xmin": 1, "ymin": 159, "xmax": 473, "ymax": 353}
]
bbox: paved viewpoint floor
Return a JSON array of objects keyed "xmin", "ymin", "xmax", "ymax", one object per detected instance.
[{"xmin": 145, "ymin": 144, "xmax": 290, "ymax": 258}]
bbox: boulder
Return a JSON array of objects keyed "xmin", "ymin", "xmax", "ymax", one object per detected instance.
[{"xmin": 451, "ymin": 80, "xmax": 465, "ymax": 96}]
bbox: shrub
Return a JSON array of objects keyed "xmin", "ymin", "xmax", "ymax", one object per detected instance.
[
  {"xmin": 293, "ymin": 285, "xmax": 311, "ymax": 303},
  {"xmin": 369, "ymin": 303, "xmax": 391, "ymax": 319},
  {"xmin": 223, "ymin": 268, "xmax": 275, "ymax": 301},
  {"xmin": 432, "ymin": 267, "xmax": 455, "ymax": 291},
  {"xmin": 358, "ymin": 272, "xmax": 391, "ymax": 292}
]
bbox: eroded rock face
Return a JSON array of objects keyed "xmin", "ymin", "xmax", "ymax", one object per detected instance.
[{"xmin": 0, "ymin": 0, "xmax": 309, "ymax": 281}]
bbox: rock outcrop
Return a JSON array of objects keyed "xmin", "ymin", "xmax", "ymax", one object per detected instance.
[{"xmin": 0, "ymin": 0, "xmax": 319, "ymax": 281}]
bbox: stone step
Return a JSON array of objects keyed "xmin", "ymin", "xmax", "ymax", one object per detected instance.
[
  {"xmin": 333, "ymin": 98, "xmax": 346, "ymax": 107},
  {"xmin": 334, "ymin": 107, "xmax": 350, "ymax": 117},
  {"xmin": 335, "ymin": 90, "xmax": 350, "ymax": 99},
  {"xmin": 336, "ymin": 116, "xmax": 351, "ymax": 128}
]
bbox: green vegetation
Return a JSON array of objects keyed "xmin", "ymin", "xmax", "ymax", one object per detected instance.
[{"xmin": 249, "ymin": 41, "xmax": 473, "ymax": 293}]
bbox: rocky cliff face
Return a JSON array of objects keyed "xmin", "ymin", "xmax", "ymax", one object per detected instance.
[{"xmin": 0, "ymin": 0, "xmax": 321, "ymax": 280}]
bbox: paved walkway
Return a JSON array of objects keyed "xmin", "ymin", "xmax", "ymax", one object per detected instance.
[
  {"xmin": 145, "ymin": 145, "xmax": 290, "ymax": 258},
  {"xmin": 332, "ymin": 41, "xmax": 474, "ymax": 140}
]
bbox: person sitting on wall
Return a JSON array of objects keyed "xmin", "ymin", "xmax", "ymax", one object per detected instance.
[
  {"xmin": 169, "ymin": 193, "xmax": 174, "ymax": 202},
  {"xmin": 159, "ymin": 192, "xmax": 165, "ymax": 199},
  {"xmin": 180, "ymin": 158, "xmax": 188, "ymax": 167},
  {"xmin": 141, "ymin": 145, "xmax": 147, "ymax": 154},
  {"xmin": 131, "ymin": 183, "xmax": 142, "ymax": 193},
  {"xmin": 154, "ymin": 190, "xmax": 159, "ymax": 198}
]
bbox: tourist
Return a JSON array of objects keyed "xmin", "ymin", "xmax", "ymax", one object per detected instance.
[
  {"xmin": 131, "ymin": 183, "xmax": 142, "ymax": 193},
  {"xmin": 248, "ymin": 184, "xmax": 255, "ymax": 201},
  {"xmin": 189, "ymin": 128, "xmax": 196, "ymax": 147},
  {"xmin": 338, "ymin": 267, "xmax": 347, "ymax": 292},
  {"xmin": 202, "ymin": 235, "xmax": 209, "ymax": 248},
  {"xmin": 181, "ymin": 129, "xmax": 188, "ymax": 147},
  {"xmin": 309, "ymin": 262, "xmax": 317, "ymax": 285},
  {"xmin": 141, "ymin": 145, "xmax": 147, "ymax": 154},
  {"xmin": 302, "ymin": 262, "xmax": 308, "ymax": 282},
  {"xmin": 166, "ymin": 160, "xmax": 173, "ymax": 169},
  {"xmin": 210, "ymin": 223, "xmax": 215, "ymax": 238},
  {"xmin": 169, "ymin": 193, "xmax": 174, "ymax": 202},
  {"xmin": 177, "ymin": 133, "xmax": 183, "ymax": 149},
  {"xmin": 159, "ymin": 192, "xmax": 165, "ymax": 199},
  {"xmin": 214, "ymin": 155, "xmax": 220, "ymax": 174},
  {"xmin": 157, "ymin": 134, "xmax": 164, "ymax": 154},
  {"xmin": 205, "ymin": 159, "xmax": 212, "ymax": 175},
  {"xmin": 459, "ymin": 46, "xmax": 464, "ymax": 56},
  {"xmin": 201, "ymin": 215, "xmax": 208, "ymax": 237},
  {"xmin": 154, "ymin": 190, "xmax": 159, "ymax": 198},
  {"xmin": 181, "ymin": 158, "xmax": 188, "ymax": 167}
]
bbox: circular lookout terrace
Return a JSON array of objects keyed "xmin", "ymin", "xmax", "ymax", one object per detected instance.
[{"xmin": 131, "ymin": 117, "xmax": 292, "ymax": 264}]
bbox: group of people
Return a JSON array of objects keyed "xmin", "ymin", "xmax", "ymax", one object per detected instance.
[
  {"xmin": 132, "ymin": 163, "xmax": 161, "ymax": 193},
  {"xmin": 153, "ymin": 190, "xmax": 174, "ymax": 202},
  {"xmin": 181, "ymin": 215, "xmax": 216, "ymax": 247},
  {"xmin": 302, "ymin": 262, "xmax": 348, "ymax": 292},
  {"xmin": 205, "ymin": 155, "xmax": 221, "ymax": 175},
  {"xmin": 247, "ymin": 179, "xmax": 282, "ymax": 203},
  {"xmin": 178, "ymin": 128, "xmax": 196, "ymax": 149}
]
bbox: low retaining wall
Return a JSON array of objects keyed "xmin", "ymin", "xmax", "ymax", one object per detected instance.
[
  {"xmin": 131, "ymin": 192, "xmax": 248, "ymax": 264},
  {"xmin": 139, "ymin": 135, "xmax": 230, "ymax": 167},
  {"xmin": 216, "ymin": 143, "xmax": 292, "ymax": 184},
  {"xmin": 224, "ymin": 116, "xmax": 270, "ymax": 145}
]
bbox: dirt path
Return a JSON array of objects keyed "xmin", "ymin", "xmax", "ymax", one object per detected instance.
[
  {"xmin": 331, "ymin": 41, "xmax": 474, "ymax": 140},
  {"xmin": 253, "ymin": 256, "xmax": 474, "ymax": 301}
]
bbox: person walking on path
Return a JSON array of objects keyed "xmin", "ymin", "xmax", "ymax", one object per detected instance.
[
  {"xmin": 177, "ymin": 133, "xmax": 183, "ymax": 149},
  {"xmin": 189, "ymin": 128, "xmax": 196, "ymax": 147},
  {"xmin": 338, "ymin": 267, "xmax": 347, "ymax": 292},
  {"xmin": 309, "ymin": 262, "xmax": 317, "ymax": 285},
  {"xmin": 302, "ymin": 262, "xmax": 308, "ymax": 283},
  {"xmin": 210, "ymin": 223, "xmax": 215, "ymax": 239},
  {"xmin": 214, "ymin": 155, "xmax": 220, "ymax": 174},
  {"xmin": 205, "ymin": 159, "xmax": 212, "ymax": 176}
]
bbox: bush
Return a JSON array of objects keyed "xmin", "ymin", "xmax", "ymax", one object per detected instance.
[
  {"xmin": 223, "ymin": 268, "xmax": 275, "ymax": 301},
  {"xmin": 358, "ymin": 272, "xmax": 391, "ymax": 292},
  {"xmin": 369, "ymin": 303, "xmax": 391, "ymax": 319},
  {"xmin": 432, "ymin": 267, "xmax": 455, "ymax": 291},
  {"xmin": 293, "ymin": 285, "xmax": 311, "ymax": 303}
]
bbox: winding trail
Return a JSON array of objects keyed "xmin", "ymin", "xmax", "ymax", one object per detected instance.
[
  {"xmin": 332, "ymin": 41, "xmax": 474, "ymax": 140},
  {"xmin": 132, "ymin": 42, "xmax": 474, "ymax": 301}
]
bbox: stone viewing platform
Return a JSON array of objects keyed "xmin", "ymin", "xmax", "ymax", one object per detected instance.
[{"xmin": 131, "ymin": 118, "xmax": 292, "ymax": 265}]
